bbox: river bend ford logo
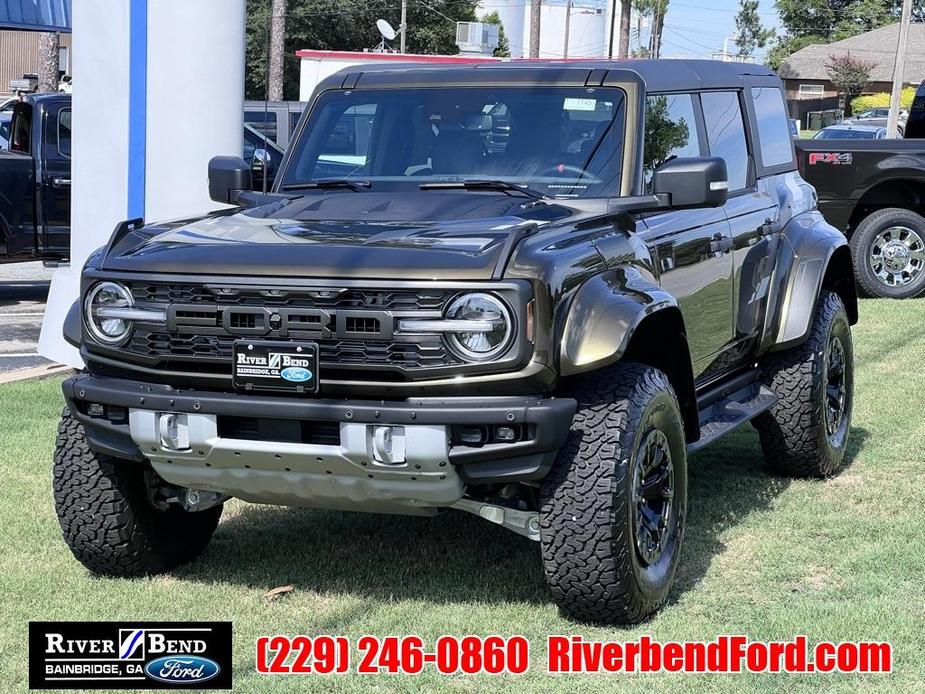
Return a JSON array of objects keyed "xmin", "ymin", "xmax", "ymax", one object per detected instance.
[{"xmin": 29, "ymin": 621, "xmax": 232, "ymax": 689}]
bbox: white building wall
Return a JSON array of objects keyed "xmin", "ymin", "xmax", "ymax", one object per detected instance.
[
  {"xmin": 482, "ymin": 0, "xmax": 610, "ymax": 59},
  {"xmin": 39, "ymin": 0, "xmax": 246, "ymax": 367}
]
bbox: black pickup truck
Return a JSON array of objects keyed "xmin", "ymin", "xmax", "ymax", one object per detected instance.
[
  {"xmin": 796, "ymin": 139, "xmax": 925, "ymax": 298},
  {"xmin": 0, "ymin": 93, "xmax": 71, "ymax": 263},
  {"xmin": 0, "ymin": 94, "xmax": 285, "ymax": 264}
]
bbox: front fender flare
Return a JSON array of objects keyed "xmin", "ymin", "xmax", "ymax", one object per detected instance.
[{"xmin": 559, "ymin": 267, "xmax": 679, "ymax": 376}]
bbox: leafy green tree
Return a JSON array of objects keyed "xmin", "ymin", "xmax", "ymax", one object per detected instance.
[
  {"xmin": 769, "ymin": 0, "xmax": 903, "ymax": 69},
  {"xmin": 734, "ymin": 0, "xmax": 774, "ymax": 58},
  {"xmin": 246, "ymin": 0, "xmax": 480, "ymax": 100}
]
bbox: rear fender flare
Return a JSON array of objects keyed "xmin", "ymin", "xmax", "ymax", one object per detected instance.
[{"xmin": 764, "ymin": 211, "xmax": 858, "ymax": 351}]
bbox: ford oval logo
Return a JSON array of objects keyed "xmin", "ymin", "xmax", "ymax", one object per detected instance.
[
  {"xmin": 144, "ymin": 655, "xmax": 220, "ymax": 684},
  {"xmin": 280, "ymin": 366, "xmax": 312, "ymax": 383}
]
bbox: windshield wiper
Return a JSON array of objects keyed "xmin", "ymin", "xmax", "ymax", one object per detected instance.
[
  {"xmin": 419, "ymin": 179, "xmax": 548, "ymax": 200},
  {"xmin": 280, "ymin": 179, "xmax": 372, "ymax": 192}
]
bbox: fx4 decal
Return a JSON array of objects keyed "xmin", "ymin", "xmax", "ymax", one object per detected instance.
[{"xmin": 808, "ymin": 152, "xmax": 854, "ymax": 165}]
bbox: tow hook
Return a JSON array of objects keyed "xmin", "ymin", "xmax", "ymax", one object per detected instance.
[
  {"xmin": 452, "ymin": 498, "xmax": 540, "ymax": 541},
  {"xmin": 179, "ymin": 489, "xmax": 228, "ymax": 512}
]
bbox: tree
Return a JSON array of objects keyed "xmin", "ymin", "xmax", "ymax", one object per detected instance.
[
  {"xmin": 37, "ymin": 32, "xmax": 59, "ymax": 93},
  {"xmin": 618, "ymin": 0, "xmax": 632, "ymax": 59},
  {"xmin": 734, "ymin": 0, "xmax": 774, "ymax": 59},
  {"xmin": 825, "ymin": 52, "xmax": 877, "ymax": 114},
  {"xmin": 770, "ymin": 0, "xmax": 902, "ymax": 68},
  {"xmin": 636, "ymin": 0, "xmax": 668, "ymax": 58},
  {"xmin": 245, "ymin": 0, "xmax": 480, "ymax": 100},
  {"xmin": 267, "ymin": 0, "xmax": 287, "ymax": 101},
  {"xmin": 480, "ymin": 10, "xmax": 510, "ymax": 57}
]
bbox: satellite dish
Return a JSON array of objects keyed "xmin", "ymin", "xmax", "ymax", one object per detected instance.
[{"xmin": 377, "ymin": 19, "xmax": 397, "ymax": 41}]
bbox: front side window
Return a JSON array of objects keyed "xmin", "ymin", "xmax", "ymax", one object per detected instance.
[
  {"xmin": 701, "ymin": 91, "xmax": 749, "ymax": 191},
  {"xmin": 244, "ymin": 111, "xmax": 278, "ymax": 145},
  {"xmin": 281, "ymin": 86, "xmax": 627, "ymax": 198},
  {"xmin": 643, "ymin": 93, "xmax": 701, "ymax": 190},
  {"xmin": 750, "ymin": 87, "xmax": 794, "ymax": 169}
]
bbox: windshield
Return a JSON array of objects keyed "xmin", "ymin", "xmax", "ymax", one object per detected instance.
[
  {"xmin": 814, "ymin": 128, "xmax": 878, "ymax": 140},
  {"xmin": 280, "ymin": 86, "xmax": 627, "ymax": 198}
]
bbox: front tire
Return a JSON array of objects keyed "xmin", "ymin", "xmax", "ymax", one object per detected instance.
[
  {"xmin": 849, "ymin": 207, "xmax": 925, "ymax": 298},
  {"xmin": 754, "ymin": 291, "xmax": 854, "ymax": 478},
  {"xmin": 539, "ymin": 364, "xmax": 687, "ymax": 624},
  {"xmin": 53, "ymin": 408, "xmax": 222, "ymax": 577}
]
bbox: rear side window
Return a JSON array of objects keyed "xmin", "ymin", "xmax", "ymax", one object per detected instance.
[
  {"xmin": 643, "ymin": 93, "xmax": 701, "ymax": 190},
  {"xmin": 244, "ymin": 110, "xmax": 278, "ymax": 145},
  {"xmin": 57, "ymin": 108, "xmax": 71, "ymax": 158},
  {"xmin": 750, "ymin": 87, "xmax": 794, "ymax": 169},
  {"xmin": 701, "ymin": 91, "xmax": 749, "ymax": 191}
]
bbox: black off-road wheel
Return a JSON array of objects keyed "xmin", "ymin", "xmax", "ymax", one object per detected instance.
[
  {"xmin": 850, "ymin": 207, "xmax": 925, "ymax": 298},
  {"xmin": 53, "ymin": 408, "xmax": 222, "ymax": 577},
  {"xmin": 539, "ymin": 363, "xmax": 687, "ymax": 624},
  {"xmin": 754, "ymin": 291, "xmax": 854, "ymax": 478}
]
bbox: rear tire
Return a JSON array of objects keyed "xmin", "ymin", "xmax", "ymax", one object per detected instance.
[
  {"xmin": 849, "ymin": 207, "xmax": 925, "ymax": 298},
  {"xmin": 53, "ymin": 408, "xmax": 222, "ymax": 576},
  {"xmin": 539, "ymin": 363, "xmax": 687, "ymax": 624},
  {"xmin": 754, "ymin": 291, "xmax": 853, "ymax": 478}
]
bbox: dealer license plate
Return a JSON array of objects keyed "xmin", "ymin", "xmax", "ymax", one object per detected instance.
[{"xmin": 232, "ymin": 340, "xmax": 319, "ymax": 393}]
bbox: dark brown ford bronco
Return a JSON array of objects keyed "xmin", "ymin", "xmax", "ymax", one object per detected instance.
[{"xmin": 54, "ymin": 60, "xmax": 857, "ymax": 624}]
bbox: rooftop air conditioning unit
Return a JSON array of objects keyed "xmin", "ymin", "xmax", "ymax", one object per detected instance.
[{"xmin": 456, "ymin": 22, "xmax": 499, "ymax": 55}]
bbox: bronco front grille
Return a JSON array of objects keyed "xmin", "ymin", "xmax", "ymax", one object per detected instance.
[{"xmin": 113, "ymin": 282, "xmax": 463, "ymax": 377}]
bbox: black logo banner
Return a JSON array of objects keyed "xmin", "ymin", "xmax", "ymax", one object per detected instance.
[{"xmin": 28, "ymin": 622, "xmax": 232, "ymax": 689}]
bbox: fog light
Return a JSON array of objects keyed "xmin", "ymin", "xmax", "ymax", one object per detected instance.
[
  {"xmin": 457, "ymin": 426, "xmax": 489, "ymax": 446},
  {"xmin": 371, "ymin": 425, "xmax": 406, "ymax": 464},
  {"xmin": 87, "ymin": 403, "xmax": 104, "ymax": 417},
  {"xmin": 493, "ymin": 425, "xmax": 521, "ymax": 443},
  {"xmin": 158, "ymin": 413, "xmax": 190, "ymax": 451}
]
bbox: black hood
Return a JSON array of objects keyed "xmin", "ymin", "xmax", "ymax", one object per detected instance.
[{"xmin": 101, "ymin": 191, "xmax": 580, "ymax": 280}]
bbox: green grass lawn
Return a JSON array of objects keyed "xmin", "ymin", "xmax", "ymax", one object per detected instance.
[{"xmin": 2, "ymin": 298, "xmax": 924, "ymax": 693}]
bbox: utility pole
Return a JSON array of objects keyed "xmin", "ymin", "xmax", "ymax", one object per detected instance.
[
  {"xmin": 563, "ymin": 0, "xmax": 573, "ymax": 59},
  {"xmin": 400, "ymin": 0, "xmax": 407, "ymax": 53},
  {"xmin": 267, "ymin": 0, "xmax": 287, "ymax": 101},
  {"xmin": 529, "ymin": 0, "xmax": 541, "ymax": 58},
  {"xmin": 888, "ymin": 0, "xmax": 912, "ymax": 138}
]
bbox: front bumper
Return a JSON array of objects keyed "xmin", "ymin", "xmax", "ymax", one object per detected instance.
[{"xmin": 63, "ymin": 374, "xmax": 576, "ymax": 513}]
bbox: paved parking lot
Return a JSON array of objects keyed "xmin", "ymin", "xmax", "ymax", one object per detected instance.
[{"xmin": 0, "ymin": 262, "xmax": 55, "ymax": 374}]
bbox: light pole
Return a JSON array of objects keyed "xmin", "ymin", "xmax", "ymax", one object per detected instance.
[{"xmin": 563, "ymin": 0, "xmax": 573, "ymax": 59}]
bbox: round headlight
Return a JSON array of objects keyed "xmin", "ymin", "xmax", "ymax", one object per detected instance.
[
  {"xmin": 444, "ymin": 292, "xmax": 513, "ymax": 361},
  {"xmin": 84, "ymin": 281, "xmax": 134, "ymax": 345}
]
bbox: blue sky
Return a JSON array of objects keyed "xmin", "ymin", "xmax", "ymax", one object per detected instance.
[{"xmin": 657, "ymin": 0, "xmax": 781, "ymax": 60}]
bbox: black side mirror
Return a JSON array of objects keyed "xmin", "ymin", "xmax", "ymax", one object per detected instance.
[
  {"xmin": 209, "ymin": 155, "xmax": 252, "ymax": 204},
  {"xmin": 652, "ymin": 157, "xmax": 728, "ymax": 209}
]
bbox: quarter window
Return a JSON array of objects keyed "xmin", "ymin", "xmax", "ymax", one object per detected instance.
[
  {"xmin": 750, "ymin": 87, "xmax": 794, "ymax": 169},
  {"xmin": 643, "ymin": 93, "xmax": 701, "ymax": 190},
  {"xmin": 701, "ymin": 91, "xmax": 749, "ymax": 191}
]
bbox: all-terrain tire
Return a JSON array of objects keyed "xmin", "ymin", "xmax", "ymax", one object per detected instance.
[
  {"xmin": 849, "ymin": 207, "xmax": 925, "ymax": 299},
  {"xmin": 754, "ymin": 291, "xmax": 853, "ymax": 478},
  {"xmin": 53, "ymin": 408, "xmax": 222, "ymax": 576},
  {"xmin": 539, "ymin": 363, "xmax": 687, "ymax": 624}
]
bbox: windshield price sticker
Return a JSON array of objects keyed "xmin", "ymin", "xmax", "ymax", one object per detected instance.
[{"xmin": 563, "ymin": 97, "xmax": 598, "ymax": 111}]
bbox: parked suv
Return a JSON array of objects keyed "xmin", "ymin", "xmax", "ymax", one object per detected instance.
[{"xmin": 54, "ymin": 61, "xmax": 857, "ymax": 624}]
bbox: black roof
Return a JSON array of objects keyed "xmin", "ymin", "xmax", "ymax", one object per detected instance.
[{"xmin": 321, "ymin": 59, "xmax": 781, "ymax": 94}]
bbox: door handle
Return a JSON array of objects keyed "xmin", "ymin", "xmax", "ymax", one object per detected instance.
[
  {"xmin": 52, "ymin": 177, "xmax": 71, "ymax": 187},
  {"xmin": 709, "ymin": 233, "xmax": 733, "ymax": 255}
]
